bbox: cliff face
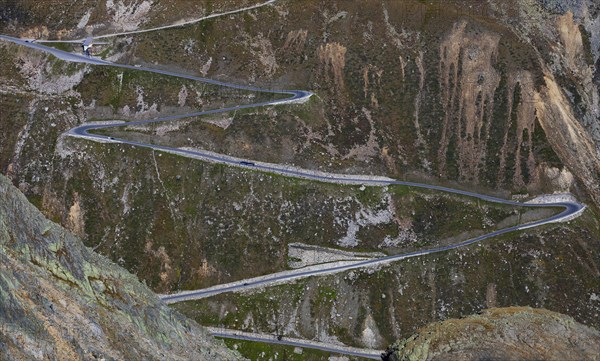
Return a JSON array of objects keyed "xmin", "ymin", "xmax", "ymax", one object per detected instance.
[
  {"xmin": 491, "ymin": 0, "xmax": 600, "ymax": 214},
  {"xmin": 0, "ymin": 174, "xmax": 241, "ymax": 361},
  {"xmin": 382, "ymin": 307, "xmax": 600, "ymax": 361}
]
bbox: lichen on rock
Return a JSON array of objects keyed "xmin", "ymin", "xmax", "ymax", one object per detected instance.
[
  {"xmin": 0, "ymin": 174, "xmax": 242, "ymax": 361},
  {"xmin": 382, "ymin": 307, "xmax": 600, "ymax": 361}
]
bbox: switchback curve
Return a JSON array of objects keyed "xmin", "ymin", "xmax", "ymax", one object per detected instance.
[{"xmin": 0, "ymin": 8, "xmax": 586, "ymax": 359}]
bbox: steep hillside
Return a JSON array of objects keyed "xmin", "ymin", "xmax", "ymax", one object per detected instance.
[
  {"xmin": 495, "ymin": 0, "xmax": 600, "ymax": 213},
  {"xmin": 0, "ymin": 0, "xmax": 599, "ymax": 357},
  {"xmin": 0, "ymin": 0, "xmax": 261, "ymax": 39},
  {"xmin": 91, "ymin": 0, "xmax": 599, "ymax": 203},
  {"xmin": 175, "ymin": 212, "xmax": 600, "ymax": 351},
  {"xmin": 4, "ymin": 1, "xmax": 591, "ymax": 199},
  {"xmin": 0, "ymin": 174, "xmax": 241, "ymax": 360},
  {"xmin": 382, "ymin": 307, "xmax": 600, "ymax": 361}
]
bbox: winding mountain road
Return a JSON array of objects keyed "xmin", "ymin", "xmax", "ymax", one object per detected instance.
[{"xmin": 0, "ymin": 3, "xmax": 586, "ymax": 359}]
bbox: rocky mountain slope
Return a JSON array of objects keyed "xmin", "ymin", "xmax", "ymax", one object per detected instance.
[
  {"xmin": 67, "ymin": 0, "xmax": 598, "ymax": 208},
  {"xmin": 0, "ymin": 174, "xmax": 241, "ymax": 360},
  {"xmin": 0, "ymin": 0, "xmax": 599, "ymax": 357},
  {"xmin": 176, "ymin": 213, "xmax": 600, "ymax": 352},
  {"xmin": 0, "ymin": 0, "xmax": 260, "ymax": 40},
  {"xmin": 382, "ymin": 307, "xmax": 600, "ymax": 361}
]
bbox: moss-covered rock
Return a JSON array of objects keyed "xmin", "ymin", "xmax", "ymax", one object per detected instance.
[{"xmin": 0, "ymin": 174, "xmax": 242, "ymax": 361}]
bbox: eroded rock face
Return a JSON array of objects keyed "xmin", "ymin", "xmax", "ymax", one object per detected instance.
[
  {"xmin": 0, "ymin": 174, "xmax": 242, "ymax": 361},
  {"xmin": 382, "ymin": 307, "xmax": 600, "ymax": 361},
  {"xmin": 317, "ymin": 42, "xmax": 348, "ymax": 93},
  {"xmin": 491, "ymin": 2, "xmax": 600, "ymax": 207},
  {"xmin": 437, "ymin": 21, "xmax": 501, "ymax": 183}
]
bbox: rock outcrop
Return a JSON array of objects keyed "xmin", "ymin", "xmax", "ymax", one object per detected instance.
[
  {"xmin": 0, "ymin": 174, "xmax": 241, "ymax": 360},
  {"xmin": 382, "ymin": 307, "xmax": 600, "ymax": 361}
]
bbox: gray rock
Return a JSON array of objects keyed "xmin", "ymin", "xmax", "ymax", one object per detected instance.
[
  {"xmin": 382, "ymin": 307, "xmax": 600, "ymax": 361},
  {"xmin": 0, "ymin": 174, "xmax": 243, "ymax": 361}
]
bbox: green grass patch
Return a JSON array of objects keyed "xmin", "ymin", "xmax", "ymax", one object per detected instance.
[{"xmin": 221, "ymin": 338, "xmax": 344, "ymax": 361}]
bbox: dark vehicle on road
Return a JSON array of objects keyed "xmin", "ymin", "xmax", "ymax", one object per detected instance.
[{"xmin": 239, "ymin": 161, "xmax": 255, "ymax": 166}]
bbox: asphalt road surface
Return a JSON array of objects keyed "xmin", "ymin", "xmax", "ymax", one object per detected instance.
[{"xmin": 209, "ymin": 327, "xmax": 381, "ymax": 360}]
